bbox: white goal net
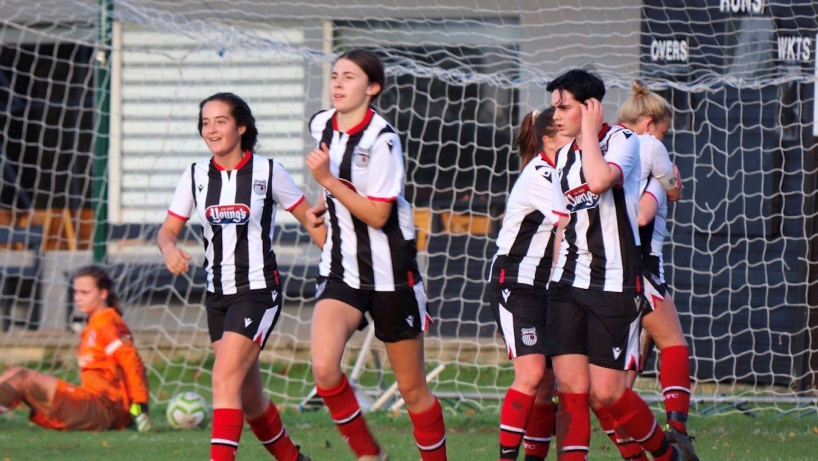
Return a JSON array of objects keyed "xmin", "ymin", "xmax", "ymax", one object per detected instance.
[{"xmin": 0, "ymin": 0, "xmax": 816, "ymax": 415}]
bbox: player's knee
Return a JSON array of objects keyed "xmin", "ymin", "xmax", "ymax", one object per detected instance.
[
  {"xmin": 310, "ymin": 358, "xmax": 342, "ymax": 388},
  {"xmin": 211, "ymin": 368, "xmax": 243, "ymax": 396},
  {"xmin": 397, "ymin": 379, "xmax": 430, "ymax": 408},
  {"xmin": 513, "ymin": 369, "xmax": 545, "ymax": 395},
  {"xmin": 2, "ymin": 367, "xmax": 30, "ymax": 386},
  {"xmin": 590, "ymin": 388, "xmax": 623, "ymax": 408}
]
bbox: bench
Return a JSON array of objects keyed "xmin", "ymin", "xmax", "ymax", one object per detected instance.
[{"xmin": 0, "ymin": 225, "xmax": 44, "ymax": 331}]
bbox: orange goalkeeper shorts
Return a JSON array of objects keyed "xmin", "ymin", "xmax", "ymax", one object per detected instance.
[{"xmin": 30, "ymin": 379, "xmax": 131, "ymax": 431}]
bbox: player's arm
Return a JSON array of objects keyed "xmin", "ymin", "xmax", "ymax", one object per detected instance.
[
  {"xmin": 104, "ymin": 325, "xmax": 153, "ymax": 432},
  {"xmin": 290, "ymin": 198, "xmax": 327, "ymax": 250},
  {"xmin": 579, "ymin": 98, "xmax": 621, "ymax": 194},
  {"xmin": 158, "ymin": 168, "xmax": 195, "ymax": 274},
  {"xmin": 649, "ymin": 138, "xmax": 682, "ymax": 201},
  {"xmin": 306, "ymin": 138, "xmax": 396, "ymax": 230},
  {"xmin": 157, "ymin": 214, "xmax": 192, "ymax": 274},
  {"xmin": 638, "ymin": 182, "xmax": 660, "ymax": 227}
]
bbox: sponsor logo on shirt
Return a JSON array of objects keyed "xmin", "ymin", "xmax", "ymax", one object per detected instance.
[
  {"xmin": 564, "ymin": 183, "xmax": 600, "ymax": 213},
  {"xmin": 205, "ymin": 204, "xmax": 251, "ymax": 225}
]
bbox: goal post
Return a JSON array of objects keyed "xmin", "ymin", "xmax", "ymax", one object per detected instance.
[{"xmin": 0, "ymin": 0, "xmax": 815, "ymax": 415}]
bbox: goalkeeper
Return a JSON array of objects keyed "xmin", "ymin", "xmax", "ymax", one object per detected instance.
[{"xmin": 0, "ymin": 265, "xmax": 153, "ymax": 432}]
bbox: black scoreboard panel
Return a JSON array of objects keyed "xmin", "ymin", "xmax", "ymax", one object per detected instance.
[{"xmin": 641, "ymin": 1, "xmax": 817, "ymax": 386}]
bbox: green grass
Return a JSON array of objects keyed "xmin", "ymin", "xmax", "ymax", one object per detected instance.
[{"xmin": 2, "ymin": 406, "xmax": 817, "ymax": 460}]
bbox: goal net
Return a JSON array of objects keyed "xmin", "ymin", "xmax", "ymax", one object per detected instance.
[{"xmin": 0, "ymin": 0, "xmax": 815, "ymax": 414}]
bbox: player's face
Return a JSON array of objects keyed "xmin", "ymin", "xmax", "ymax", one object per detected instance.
[
  {"xmin": 73, "ymin": 276, "xmax": 108, "ymax": 315},
  {"xmin": 551, "ymin": 90, "xmax": 582, "ymax": 138},
  {"xmin": 330, "ymin": 58, "xmax": 380, "ymax": 114},
  {"xmin": 200, "ymin": 100, "xmax": 246, "ymax": 157},
  {"xmin": 647, "ymin": 117, "xmax": 670, "ymax": 141}
]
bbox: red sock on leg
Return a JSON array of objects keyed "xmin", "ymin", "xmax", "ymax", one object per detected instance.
[
  {"xmin": 555, "ymin": 392, "xmax": 590, "ymax": 461},
  {"xmin": 606, "ymin": 389, "xmax": 672, "ymax": 461},
  {"xmin": 523, "ymin": 402, "xmax": 555, "ymax": 460},
  {"xmin": 247, "ymin": 401, "xmax": 300, "ymax": 461},
  {"xmin": 499, "ymin": 388, "xmax": 535, "ymax": 459},
  {"xmin": 660, "ymin": 345, "xmax": 691, "ymax": 433},
  {"xmin": 408, "ymin": 397, "xmax": 447, "ymax": 461},
  {"xmin": 593, "ymin": 406, "xmax": 647, "ymax": 460},
  {"xmin": 316, "ymin": 374, "xmax": 379, "ymax": 457},
  {"xmin": 211, "ymin": 408, "xmax": 244, "ymax": 461}
]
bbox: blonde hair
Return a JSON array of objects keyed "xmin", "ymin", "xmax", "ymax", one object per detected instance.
[{"xmin": 617, "ymin": 80, "xmax": 672, "ymax": 126}]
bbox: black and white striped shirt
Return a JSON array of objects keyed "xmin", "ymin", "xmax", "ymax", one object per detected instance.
[
  {"xmin": 168, "ymin": 152, "xmax": 305, "ymax": 295},
  {"xmin": 551, "ymin": 124, "xmax": 642, "ymax": 292},
  {"xmin": 489, "ymin": 153, "xmax": 557, "ymax": 287},
  {"xmin": 309, "ymin": 108, "xmax": 420, "ymax": 291}
]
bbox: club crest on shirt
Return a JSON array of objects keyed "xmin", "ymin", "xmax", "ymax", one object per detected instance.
[
  {"xmin": 253, "ymin": 179, "xmax": 267, "ymax": 196},
  {"xmin": 564, "ymin": 183, "xmax": 600, "ymax": 213},
  {"xmin": 353, "ymin": 145, "xmax": 370, "ymax": 168},
  {"xmin": 205, "ymin": 204, "xmax": 251, "ymax": 225}
]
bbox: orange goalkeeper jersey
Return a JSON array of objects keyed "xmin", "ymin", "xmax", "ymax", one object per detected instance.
[{"xmin": 76, "ymin": 308, "xmax": 149, "ymax": 410}]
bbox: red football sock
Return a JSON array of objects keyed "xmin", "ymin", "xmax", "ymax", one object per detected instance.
[
  {"xmin": 555, "ymin": 392, "xmax": 590, "ymax": 461},
  {"xmin": 499, "ymin": 388, "xmax": 535, "ymax": 459},
  {"xmin": 316, "ymin": 374, "xmax": 379, "ymax": 457},
  {"xmin": 523, "ymin": 402, "xmax": 555, "ymax": 460},
  {"xmin": 660, "ymin": 345, "xmax": 691, "ymax": 433},
  {"xmin": 593, "ymin": 406, "xmax": 647, "ymax": 460},
  {"xmin": 211, "ymin": 408, "xmax": 244, "ymax": 461},
  {"xmin": 605, "ymin": 389, "xmax": 672, "ymax": 461},
  {"xmin": 408, "ymin": 397, "xmax": 447, "ymax": 461},
  {"xmin": 246, "ymin": 401, "xmax": 300, "ymax": 461}
]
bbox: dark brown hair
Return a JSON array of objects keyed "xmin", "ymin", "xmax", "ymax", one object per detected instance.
[
  {"xmin": 197, "ymin": 92, "xmax": 259, "ymax": 153},
  {"xmin": 336, "ymin": 48, "xmax": 385, "ymax": 100},
  {"xmin": 73, "ymin": 265, "xmax": 121, "ymax": 314},
  {"xmin": 515, "ymin": 107, "xmax": 558, "ymax": 166}
]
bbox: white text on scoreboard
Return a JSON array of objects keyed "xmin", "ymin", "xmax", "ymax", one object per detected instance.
[
  {"xmin": 650, "ymin": 39, "xmax": 688, "ymax": 62},
  {"xmin": 777, "ymin": 36, "xmax": 811, "ymax": 63},
  {"xmin": 719, "ymin": 0, "xmax": 764, "ymax": 14}
]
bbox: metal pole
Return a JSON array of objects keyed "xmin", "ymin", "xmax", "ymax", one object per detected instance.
[{"xmin": 92, "ymin": 0, "xmax": 113, "ymax": 263}]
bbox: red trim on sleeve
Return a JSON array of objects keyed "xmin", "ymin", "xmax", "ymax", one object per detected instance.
[
  {"xmin": 554, "ymin": 211, "xmax": 569, "ymax": 217},
  {"xmin": 332, "ymin": 108, "xmax": 375, "ymax": 135},
  {"xmin": 609, "ymin": 162, "xmax": 624, "ymax": 188},
  {"xmin": 644, "ymin": 191, "xmax": 658, "ymax": 204},
  {"xmin": 167, "ymin": 210, "xmax": 190, "ymax": 221},
  {"xmin": 499, "ymin": 269, "xmax": 505, "ymax": 284},
  {"xmin": 212, "ymin": 150, "xmax": 252, "ymax": 171},
  {"xmin": 286, "ymin": 195, "xmax": 306, "ymax": 212},
  {"xmin": 367, "ymin": 196, "xmax": 397, "ymax": 202},
  {"xmin": 407, "ymin": 271, "xmax": 415, "ymax": 287}
]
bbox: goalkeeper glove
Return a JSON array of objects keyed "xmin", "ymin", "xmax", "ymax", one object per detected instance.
[{"xmin": 130, "ymin": 402, "xmax": 154, "ymax": 433}]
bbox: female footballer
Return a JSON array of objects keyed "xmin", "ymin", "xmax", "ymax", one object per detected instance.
[
  {"xmin": 488, "ymin": 107, "xmax": 569, "ymax": 461},
  {"xmin": 545, "ymin": 68, "xmax": 681, "ymax": 461},
  {"xmin": 305, "ymin": 48, "xmax": 446, "ymax": 461},
  {"xmin": 157, "ymin": 92, "xmax": 323, "ymax": 461},
  {"xmin": 0, "ymin": 265, "xmax": 152, "ymax": 432}
]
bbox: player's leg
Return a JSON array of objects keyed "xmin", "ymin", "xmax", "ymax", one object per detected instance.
[
  {"xmin": 376, "ymin": 283, "xmax": 445, "ymax": 461},
  {"xmin": 311, "ymin": 280, "xmax": 381, "ymax": 459},
  {"xmin": 588, "ymin": 292, "xmax": 678, "ymax": 461},
  {"xmin": 489, "ymin": 282, "xmax": 547, "ymax": 460},
  {"xmin": 523, "ymin": 369, "xmax": 556, "ymax": 461},
  {"xmin": 0, "ymin": 367, "xmax": 58, "ymax": 416},
  {"xmin": 545, "ymin": 283, "xmax": 591, "ymax": 461},
  {"xmin": 642, "ymin": 294, "xmax": 698, "ymax": 460},
  {"xmin": 383, "ymin": 337, "xmax": 446, "ymax": 461},
  {"xmin": 239, "ymin": 358, "xmax": 304, "ymax": 461}
]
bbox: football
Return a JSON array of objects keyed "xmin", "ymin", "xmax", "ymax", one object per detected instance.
[{"xmin": 166, "ymin": 392, "xmax": 210, "ymax": 429}]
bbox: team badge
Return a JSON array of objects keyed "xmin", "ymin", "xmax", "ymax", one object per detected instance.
[
  {"xmin": 253, "ymin": 179, "xmax": 267, "ymax": 196},
  {"xmin": 353, "ymin": 145, "xmax": 370, "ymax": 168},
  {"xmin": 521, "ymin": 327, "xmax": 537, "ymax": 346}
]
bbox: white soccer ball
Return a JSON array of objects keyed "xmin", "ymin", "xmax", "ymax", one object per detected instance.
[{"xmin": 166, "ymin": 391, "xmax": 210, "ymax": 429}]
